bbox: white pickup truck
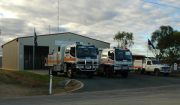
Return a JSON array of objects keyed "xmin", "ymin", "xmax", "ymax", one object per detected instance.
[{"xmin": 141, "ymin": 58, "xmax": 171, "ymax": 76}]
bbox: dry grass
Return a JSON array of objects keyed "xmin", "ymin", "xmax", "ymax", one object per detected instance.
[{"xmin": 0, "ymin": 70, "xmax": 65, "ymax": 97}]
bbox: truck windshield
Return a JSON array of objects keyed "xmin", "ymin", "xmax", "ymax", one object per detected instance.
[
  {"xmin": 115, "ymin": 49, "xmax": 132, "ymax": 61},
  {"xmin": 124, "ymin": 51, "xmax": 132, "ymax": 61},
  {"xmin": 152, "ymin": 60, "xmax": 160, "ymax": 64},
  {"xmin": 76, "ymin": 46, "xmax": 97, "ymax": 59},
  {"xmin": 115, "ymin": 49, "xmax": 124, "ymax": 61}
]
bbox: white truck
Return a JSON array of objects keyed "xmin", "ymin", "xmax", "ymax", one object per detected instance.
[
  {"xmin": 98, "ymin": 47, "xmax": 133, "ymax": 78},
  {"xmin": 45, "ymin": 42, "xmax": 99, "ymax": 78},
  {"xmin": 141, "ymin": 58, "xmax": 171, "ymax": 76}
]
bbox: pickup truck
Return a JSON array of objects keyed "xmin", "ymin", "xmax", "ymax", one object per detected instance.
[{"xmin": 141, "ymin": 58, "xmax": 171, "ymax": 76}]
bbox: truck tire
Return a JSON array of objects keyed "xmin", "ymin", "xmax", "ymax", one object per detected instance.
[
  {"xmin": 67, "ymin": 67, "xmax": 73, "ymax": 78},
  {"xmin": 154, "ymin": 69, "xmax": 160, "ymax": 76},
  {"xmin": 104, "ymin": 66, "xmax": 109, "ymax": 77},
  {"xmin": 105, "ymin": 66, "xmax": 113, "ymax": 78},
  {"xmin": 108, "ymin": 70, "xmax": 113, "ymax": 78},
  {"xmin": 97, "ymin": 66, "xmax": 104, "ymax": 76},
  {"xmin": 64, "ymin": 64, "xmax": 68, "ymax": 77},
  {"xmin": 121, "ymin": 71, "xmax": 128, "ymax": 78}
]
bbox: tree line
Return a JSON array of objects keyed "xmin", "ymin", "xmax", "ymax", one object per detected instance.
[
  {"xmin": 150, "ymin": 26, "xmax": 180, "ymax": 64},
  {"xmin": 114, "ymin": 25, "xmax": 180, "ymax": 64}
]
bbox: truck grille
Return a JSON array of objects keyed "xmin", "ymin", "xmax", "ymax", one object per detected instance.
[
  {"xmin": 86, "ymin": 61, "xmax": 93, "ymax": 65},
  {"xmin": 76, "ymin": 60, "xmax": 98, "ymax": 71},
  {"xmin": 162, "ymin": 67, "xmax": 170, "ymax": 71}
]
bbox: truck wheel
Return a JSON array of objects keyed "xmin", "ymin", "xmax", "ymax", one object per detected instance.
[
  {"xmin": 97, "ymin": 66, "xmax": 104, "ymax": 76},
  {"xmin": 154, "ymin": 69, "xmax": 160, "ymax": 76},
  {"xmin": 104, "ymin": 67, "xmax": 109, "ymax": 77},
  {"xmin": 105, "ymin": 67, "xmax": 112, "ymax": 78},
  {"xmin": 104, "ymin": 69, "xmax": 108, "ymax": 77},
  {"xmin": 67, "ymin": 67, "xmax": 73, "ymax": 78},
  {"xmin": 121, "ymin": 71, "xmax": 128, "ymax": 78},
  {"xmin": 108, "ymin": 70, "xmax": 113, "ymax": 78}
]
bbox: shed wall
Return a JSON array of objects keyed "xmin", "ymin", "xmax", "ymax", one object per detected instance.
[{"xmin": 2, "ymin": 40, "xmax": 19, "ymax": 70}]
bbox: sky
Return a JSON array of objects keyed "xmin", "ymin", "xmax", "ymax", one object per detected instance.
[{"xmin": 0, "ymin": 0, "xmax": 180, "ymax": 56}]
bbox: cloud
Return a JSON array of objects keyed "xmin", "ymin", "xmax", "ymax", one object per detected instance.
[{"xmin": 0, "ymin": 0, "xmax": 180, "ymax": 57}]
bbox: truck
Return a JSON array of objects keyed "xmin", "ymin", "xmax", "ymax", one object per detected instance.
[
  {"xmin": 133, "ymin": 60, "xmax": 143, "ymax": 71},
  {"xmin": 132, "ymin": 55, "xmax": 145, "ymax": 72},
  {"xmin": 98, "ymin": 47, "xmax": 133, "ymax": 78},
  {"xmin": 141, "ymin": 58, "xmax": 171, "ymax": 76},
  {"xmin": 45, "ymin": 42, "xmax": 99, "ymax": 78}
]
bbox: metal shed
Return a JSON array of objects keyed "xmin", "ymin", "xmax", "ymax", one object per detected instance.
[{"xmin": 2, "ymin": 32, "xmax": 110, "ymax": 70}]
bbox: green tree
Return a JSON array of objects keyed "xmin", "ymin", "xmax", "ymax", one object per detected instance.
[
  {"xmin": 114, "ymin": 31, "xmax": 134, "ymax": 48},
  {"xmin": 151, "ymin": 25, "xmax": 180, "ymax": 64}
]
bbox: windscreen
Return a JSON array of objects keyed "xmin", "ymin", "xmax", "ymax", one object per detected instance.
[
  {"xmin": 115, "ymin": 49, "xmax": 132, "ymax": 61},
  {"xmin": 76, "ymin": 46, "xmax": 97, "ymax": 59},
  {"xmin": 115, "ymin": 49, "xmax": 124, "ymax": 61},
  {"xmin": 124, "ymin": 51, "xmax": 132, "ymax": 61}
]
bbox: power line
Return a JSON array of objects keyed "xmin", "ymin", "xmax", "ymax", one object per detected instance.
[{"xmin": 143, "ymin": 0, "xmax": 180, "ymax": 10}]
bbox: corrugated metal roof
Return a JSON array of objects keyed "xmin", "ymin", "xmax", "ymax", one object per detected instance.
[{"xmin": 2, "ymin": 32, "xmax": 110, "ymax": 47}]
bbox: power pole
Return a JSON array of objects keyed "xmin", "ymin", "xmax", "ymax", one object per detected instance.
[
  {"xmin": 33, "ymin": 29, "xmax": 35, "ymax": 70},
  {"xmin": 33, "ymin": 28, "xmax": 37, "ymax": 70}
]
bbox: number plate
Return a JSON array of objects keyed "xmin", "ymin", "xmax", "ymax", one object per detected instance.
[{"xmin": 86, "ymin": 66, "xmax": 91, "ymax": 69}]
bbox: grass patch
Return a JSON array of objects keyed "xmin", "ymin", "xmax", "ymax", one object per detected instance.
[{"xmin": 0, "ymin": 70, "xmax": 66, "ymax": 97}]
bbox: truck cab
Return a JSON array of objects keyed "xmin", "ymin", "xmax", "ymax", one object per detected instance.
[
  {"xmin": 142, "ymin": 58, "xmax": 171, "ymax": 76},
  {"xmin": 99, "ymin": 47, "xmax": 133, "ymax": 78},
  {"xmin": 45, "ymin": 42, "xmax": 99, "ymax": 78}
]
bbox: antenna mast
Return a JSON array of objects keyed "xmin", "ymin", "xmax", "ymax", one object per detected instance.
[{"xmin": 58, "ymin": 0, "xmax": 60, "ymax": 32}]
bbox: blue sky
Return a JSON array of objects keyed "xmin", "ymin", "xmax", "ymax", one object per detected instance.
[{"xmin": 0, "ymin": 0, "xmax": 180, "ymax": 56}]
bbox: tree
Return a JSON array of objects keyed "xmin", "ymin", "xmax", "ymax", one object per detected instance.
[
  {"xmin": 151, "ymin": 25, "xmax": 180, "ymax": 64},
  {"xmin": 114, "ymin": 31, "xmax": 134, "ymax": 48}
]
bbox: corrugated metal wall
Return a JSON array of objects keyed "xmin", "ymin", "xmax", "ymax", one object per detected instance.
[{"xmin": 2, "ymin": 39, "xmax": 19, "ymax": 70}]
